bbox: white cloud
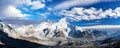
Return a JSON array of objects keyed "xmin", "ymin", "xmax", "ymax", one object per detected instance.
[
  {"xmin": 31, "ymin": 1, "xmax": 45, "ymax": 10},
  {"xmin": 58, "ymin": 7, "xmax": 120, "ymax": 21},
  {"xmin": 54, "ymin": 0, "xmax": 119, "ymax": 10},
  {"xmin": 3, "ymin": 6, "xmax": 29, "ymax": 18},
  {"xmin": 22, "ymin": 8, "xmax": 29, "ymax": 12},
  {"xmin": 37, "ymin": 12, "xmax": 50, "ymax": 18},
  {"xmin": 115, "ymin": 7, "xmax": 120, "ymax": 17},
  {"xmin": 23, "ymin": 0, "xmax": 45, "ymax": 10},
  {"xmin": 48, "ymin": 7, "xmax": 52, "ymax": 11},
  {"xmin": 0, "ymin": 0, "xmax": 46, "ymax": 19}
]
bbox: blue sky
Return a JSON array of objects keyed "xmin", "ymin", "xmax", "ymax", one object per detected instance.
[{"xmin": 0, "ymin": 0, "xmax": 120, "ymax": 26}]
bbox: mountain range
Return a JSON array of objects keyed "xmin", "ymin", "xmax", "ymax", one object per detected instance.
[{"xmin": 0, "ymin": 19, "xmax": 120, "ymax": 48}]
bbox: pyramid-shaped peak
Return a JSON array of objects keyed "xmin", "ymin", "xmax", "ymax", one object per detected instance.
[{"xmin": 59, "ymin": 18, "xmax": 68, "ymax": 24}]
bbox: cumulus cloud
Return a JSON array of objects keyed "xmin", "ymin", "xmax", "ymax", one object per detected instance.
[
  {"xmin": 30, "ymin": 1, "xmax": 45, "ymax": 10},
  {"xmin": 58, "ymin": 7, "xmax": 120, "ymax": 21},
  {"xmin": 23, "ymin": 0, "xmax": 45, "ymax": 10},
  {"xmin": 0, "ymin": 0, "xmax": 46, "ymax": 20},
  {"xmin": 3, "ymin": 6, "xmax": 29, "ymax": 18},
  {"xmin": 0, "ymin": 0, "xmax": 28, "ymax": 19},
  {"xmin": 54, "ymin": 0, "xmax": 119, "ymax": 10}
]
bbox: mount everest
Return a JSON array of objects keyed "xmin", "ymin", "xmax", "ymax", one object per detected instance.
[{"xmin": 0, "ymin": 18, "xmax": 120, "ymax": 48}]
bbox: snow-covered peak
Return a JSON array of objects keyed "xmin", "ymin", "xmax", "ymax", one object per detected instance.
[
  {"xmin": 54, "ymin": 18, "xmax": 68, "ymax": 30},
  {"xmin": 59, "ymin": 18, "xmax": 67, "ymax": 24}
]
